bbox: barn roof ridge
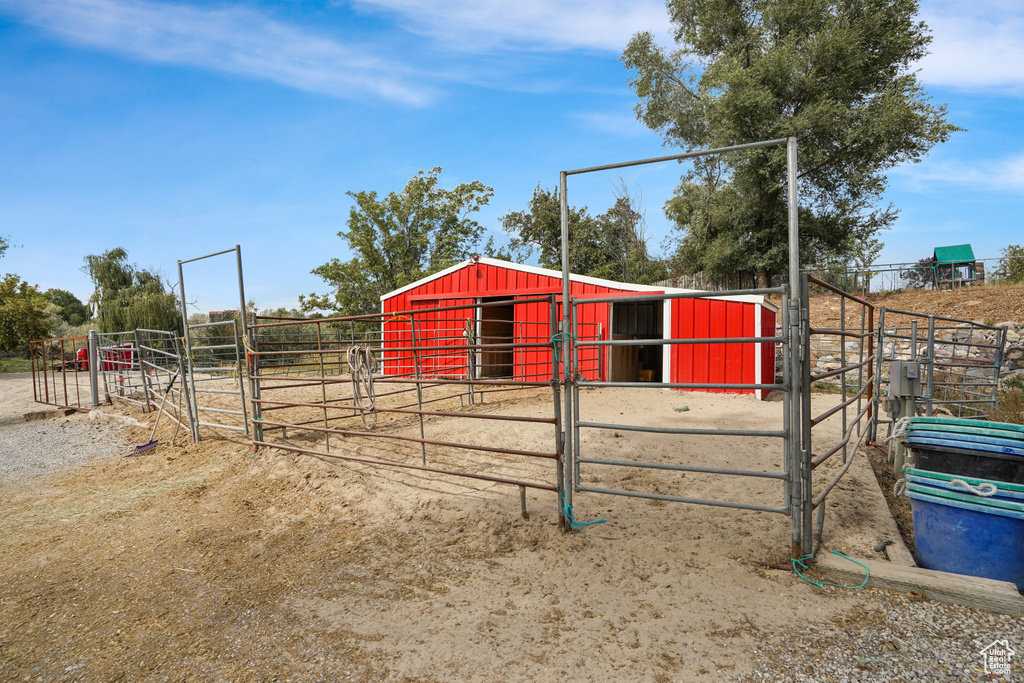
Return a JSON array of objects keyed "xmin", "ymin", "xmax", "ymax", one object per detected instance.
[{"xmin": 381, "ymin": 257, "xmax": 772, "ymax": 308}]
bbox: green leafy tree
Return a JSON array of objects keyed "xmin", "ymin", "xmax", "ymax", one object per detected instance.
[
  {"xmin": 622, "ymin": 0, "xmax": 959, "ymax": 284},
  {"xmin": 501, "ymin": 182, "xmax": 668, "ymax": 285},
  {"xmin": 44, "ymin": 288, "xmax": 91, "ymax": 326},
  {"xmin": 0, "ymin": 275, "xmax": 52, "ymax": 354},
  {"xmin": 303, "ymin": 168, "xmax": 493, "ymax": 316},
  {"xmin": 901, "ymin": 257, "xmax": 937, "ymax": 289},
  {"xmin": 0, "ymin": 235, "xmax": 9, "ymax": 260},
  {"xmin": 83, "ymin": 248, "xmax": 181, "ymax": 333},
  {"xmin": 992, "ymin": 244, "xmax": 1024, "ymax": 284}
]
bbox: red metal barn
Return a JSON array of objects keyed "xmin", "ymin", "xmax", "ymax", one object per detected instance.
[{"xmin": 380, "ymin": 258, "xmax": 776, "ymax": 398}]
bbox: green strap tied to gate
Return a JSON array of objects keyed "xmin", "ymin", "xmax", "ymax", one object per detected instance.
[
  {"xmin": 560, "ymin": 491, "xmax": 606, "ymax": 530},
  {"xmin": 792, "ymin": 551, "xmax": 870, "ymax": 590},
  {"xmin": 551, "ymin": 331, "xmax": 576, "ymax": 364}
]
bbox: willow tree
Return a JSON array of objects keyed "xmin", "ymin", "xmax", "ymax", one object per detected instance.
[
  {"xmin": 84, "ymin": 248, "xmax": 181, "ymax": 333},
  {"xmin": 622, "ymin": 0, "xmax": 959, "ymax": 284}
]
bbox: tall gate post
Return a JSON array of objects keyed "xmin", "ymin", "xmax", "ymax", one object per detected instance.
[
  {"xmin": 785, "ymin": 136, "xmax": 806, "ymax": 559},
  {"xmin": 234, "ymin": 246, "xmax": 256, "ymax": 439},
  {"xmin": 558, "ymin": 170, "xmax": 573, "ymax": 531},
  {"xmin": 88, "ymin": 329, "xmax": 100, "ymax": 408},
  {"xmin": 549, "ymin": 293, "xmax": 566, "ymax": 531},
  {"xmin": 799, "ymin": 274, "xmax": 814, "ymax": 556}
]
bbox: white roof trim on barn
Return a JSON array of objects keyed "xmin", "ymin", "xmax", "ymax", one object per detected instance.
[{"xmin": 381, "ymin": 256, "xmax": 775, "ymax": 309}]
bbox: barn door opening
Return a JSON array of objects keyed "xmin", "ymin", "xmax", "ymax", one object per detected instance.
[
  {"xmin": 478, "ymin": 298, "xmax": 514, "ymax": 378},
  {"xmin": 609, "ymin": 301, "xmax": 663, "ymax": 382}
]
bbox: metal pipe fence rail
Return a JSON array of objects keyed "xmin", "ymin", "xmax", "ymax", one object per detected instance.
[
  {"xmin": 29, "ymin": 335, "xmax": 93, "ymax": 411},
  {"xmin": 30, "ymin": 328, "xmax": 194, "ymax": 437},
  {"xmin": 182, "ymin": 317, "xmax": 249, "ymax": 439},
  {"xmin": 136, "ymin": 329, "xmax": 191, "ymax": 436},
  {"xmin": 806, "ymin": 255, "xmax": 1023, "ymax": 295},
  {"xmin": 567, "ymin": 288, "xmax": 799, "ymax": 543},
  {"xmin": 870, "ymin": 309, "xmax": 1005, "ymax": 440},
  {"xmin": 803, "ymin": 275, "xmax": 876, "ymax": 555},
  {"xmin": 248, "ymin": 295, "xmax": 568, "ymax": 526},
  {"xmin": 95, "ymin": 331, "xmax": 150, "ymax": 411}
]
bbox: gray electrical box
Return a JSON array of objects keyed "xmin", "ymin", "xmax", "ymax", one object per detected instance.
[{"xmin": 889, "ymin": 360, "xmax": 923, "ymax": 398}]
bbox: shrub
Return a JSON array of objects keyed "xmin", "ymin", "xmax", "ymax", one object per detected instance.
[{"xmin": 990, "ymin": 375, "xmax": 1024, "ymax": 425}]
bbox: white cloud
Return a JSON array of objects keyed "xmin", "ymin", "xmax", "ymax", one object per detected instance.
[
  {"xmin": 918, "ymin": 0, "xmax": 1024, "ymax": 92},
  {"xmin": 0, "ymin": 0, "xmax": 433, "ymax": 104},
  {"xmin": 894, "ymin": 152, "xmax": 1024, "ymax": 194},
  {"xmin": 350, "ymin": 0, "xmax": 669, "ymax": 52}
]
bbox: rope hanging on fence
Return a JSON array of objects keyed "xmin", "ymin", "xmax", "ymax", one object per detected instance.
[
  {"xmin": 886, "ymin": 416, "xmax": 911, "ymax": 443},
  {"xmin": 347, "ymin": 346, "xmax": 378, "ymax": 429},
  {"xmin": 179, "ymin": 337, "xmax": 195, "ymax": 364},
  {"xmin": 241, "ymin": 334, "xmax": 258, "ymax": 367}
]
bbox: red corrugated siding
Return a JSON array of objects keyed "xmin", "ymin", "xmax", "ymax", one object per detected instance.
[
  {"xmin": 382, "ymin": 261, "xmax": 773, "ymax": 395},
  {"xmin": 382, "ymin": 262, "xmax": 625, "ymax": 382},
  {"xmin": 761, "ymin": 306, "xmax": 777, "ymax": 392},
  {"xmin": 669, "ymin": 298, "xmax": 771, "ymax": 397}
]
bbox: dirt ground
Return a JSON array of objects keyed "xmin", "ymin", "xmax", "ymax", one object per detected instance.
[
  {"xmin": 0, "ymin": 367, "xmax": 916, "ymax": 682},
  {"xmin": 0, "ymin": 372, "xmax": 43, "ymax": 426}
]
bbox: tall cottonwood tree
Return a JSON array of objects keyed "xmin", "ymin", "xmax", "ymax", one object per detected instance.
[
  {"xmin": 303, "ymin": 168, "xmax": 493, "ymax": 316},
  {"xmin": 622, "ymin": 0, "xmax": 959, "ymax": 284}
]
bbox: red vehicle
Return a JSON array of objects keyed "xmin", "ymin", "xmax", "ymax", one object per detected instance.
[{"xmin": 54, "ymin": 347, "xmax": 89, "ymax": 372}]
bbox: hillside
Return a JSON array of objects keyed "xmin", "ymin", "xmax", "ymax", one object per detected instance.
[
  {"xmin": 862, "ymin": 283, "xmax": 1024, "ymax": 324},
  {"xmin": 807, "ymin": 283, "xmax": 1024, "ymax": 330}
]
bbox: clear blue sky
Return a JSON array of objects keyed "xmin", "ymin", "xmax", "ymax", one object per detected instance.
[{"xmin": 1, "ymin": 0, "xmax": 1022, "ymax": 314}]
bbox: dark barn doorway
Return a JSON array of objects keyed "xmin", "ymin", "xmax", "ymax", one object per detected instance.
[
  {"xmin": 478, "ymin": 298, "xmax": 514, "ymax": 378},
  {"xmin": 609, "ymin": 301, "xmax": 663, "ymax": 382}
]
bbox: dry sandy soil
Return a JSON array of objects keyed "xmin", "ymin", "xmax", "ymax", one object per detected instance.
[
  {"xmin": 0, "ymin": 367, "xmax": 917, "ymax": 682},
  {"xmin": 0, "ymin": 372, "xmax": 44, "ymax": 426},
  {"xmin": 807, "ymin": 282, "xmax": 1024, "ymax": 330}
]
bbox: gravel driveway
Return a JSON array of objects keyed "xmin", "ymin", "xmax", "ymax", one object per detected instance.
[{"xmin": 0, "ymin": 373, "xmax": 129, "ymax": 481}]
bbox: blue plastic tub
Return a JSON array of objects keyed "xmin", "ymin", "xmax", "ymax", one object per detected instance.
[
  {"xmin": 907, "ymin": 430, "xmax": 1024, "ymax": 452},
  {"xmin": 905, "ymin": 434, "xmax": 1024, "ymax": 457},
  {"xmin": 906, "ymin": 487, "xmax": 1024, "ymax": 591},
  {"xmin": 904, "ymin": 468, "xmax": 1024, "ymax": 503},
  {"xmin": 908, "ymin": 443, "xmax": 1024, "ymax": 484}
]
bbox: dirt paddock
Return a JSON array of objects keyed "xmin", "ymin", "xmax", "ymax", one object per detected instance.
[{"xmin": 1, "ymin": 373, "xmax": 915, "ymax": 681}]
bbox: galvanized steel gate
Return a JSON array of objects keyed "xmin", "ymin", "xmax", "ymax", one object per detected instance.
[
  {"xmin": 556, "ymin": 139, "xmax": 877, "ymax": 559},
  {"xmin": 177, "ymin": 246, "xmax": 252, "ymax": 441}
]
